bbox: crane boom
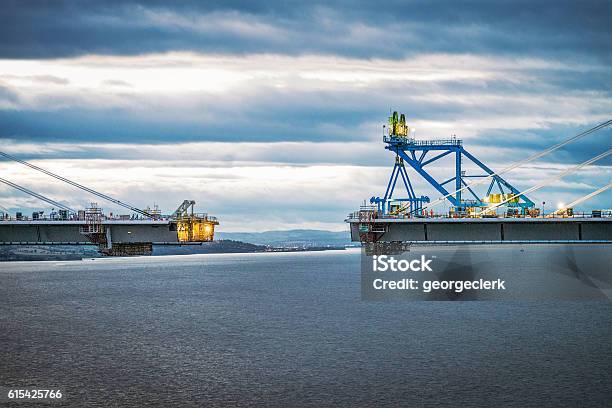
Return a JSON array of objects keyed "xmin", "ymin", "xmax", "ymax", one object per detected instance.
[
  {"xmin": 0, "ymin": 176, "xmax": 76, "ymax": 213},
  {"xmin": 171, "ymin": 200, "xmax": 195, "ymax": 219},
  {"xmin": 0, "ymin": 151, "xmax": 153, "ymax": 218}
]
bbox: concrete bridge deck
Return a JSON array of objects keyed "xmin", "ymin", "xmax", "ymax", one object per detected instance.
[
  {"xmin": 0, "ymin": 220, "xmax": 185, "ymax": 256},
  {"xmin": 0, "ymin": 220, "xmax": 179, "ymax": 244},
  {"xmin": 348, "ymin": 217, "xmax": 612, "ymax": 243}
]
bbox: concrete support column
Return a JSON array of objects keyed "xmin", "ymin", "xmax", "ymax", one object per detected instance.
[
  {"xmin": 455, "ymin": 148, "xmax": 462, "ymax": 208},
  {"xmin": 105, "ymin": 226, "xmax": 112, "ymax": 249}
]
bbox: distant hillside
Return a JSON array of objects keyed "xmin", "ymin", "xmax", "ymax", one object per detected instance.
[
  {"xmin": 216, "ymin": 229, "xmax": 352, "ymax": 248},
  {"xmin": 153, "ymin": 240, "xmax": 266, "ymax": 255}
]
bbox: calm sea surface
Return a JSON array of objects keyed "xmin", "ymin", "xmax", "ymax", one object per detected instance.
[{"xmin": 1, "ymin": 249, "xmax": 611, "ymax": 407}]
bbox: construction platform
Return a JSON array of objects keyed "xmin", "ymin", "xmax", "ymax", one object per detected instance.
[
  {"xmin": 0, "ymin": 150, "xmax": 220, "ymax": 257},
  {"xmin": 347, "ymin": 113, "xmax": 611, "ymax": 244},
  {"xmin": 347, "ymin": 215, "xmax": 612, "ymax": 243},
  {"xmin": 0, "ymin": 218, "xmax": 217, "ymax": 256}
]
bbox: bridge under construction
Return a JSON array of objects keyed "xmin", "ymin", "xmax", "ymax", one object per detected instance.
[
  {"xmin": 347, "ymin": 114, "xmax": 612, "ymax": 244},
  {"xmin": 0, "ymin": 151, "xmax": 218, "ymax": 257}
]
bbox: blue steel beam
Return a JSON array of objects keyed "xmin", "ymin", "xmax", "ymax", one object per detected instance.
[
  {"xmin": 383, "ymin": 164, "xmax": 398, "ymax": 200},
  {"xmin": 440, "ymin": 177, "xmax": 456, "ymax": 187},
  {"xmin": 395, "ymin": 149, "xmax": 460, "ymax": 207},
  {"xmin": 486, "ymin": 179, "xmax": 495, "ymax": 196},
  {"xmin": 398, "ymin": 165, "xmax": 416, "ymax": 199},
  {"xmin": 420, "ymin": 150, "xmax": 453, "ymax": 166},
  {"xmin": 375, "ymin": 157, "xmax": 427, "ymax": 213},
  {"xmin": 461, "ymin": 148, "xmax": 534, "ymax": 207},
  {"xmin": 455, "ymin": 150, "xmax": 462, "ymax": 206},
  {"xmin": 382, "ymin": 136, "xmax": 534, "ymax": 212},
  {"xmin": 379, "ymin": 126, "xmax": 536, "ymax": 215},
  {"xmin": 461, "ymin": 179, "xmax": 481, "ymax": 201}
]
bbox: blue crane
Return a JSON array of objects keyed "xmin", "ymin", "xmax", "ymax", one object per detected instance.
[{"xmin": 371, "ymin": 112, "xmax": 535, "ymax": 216}]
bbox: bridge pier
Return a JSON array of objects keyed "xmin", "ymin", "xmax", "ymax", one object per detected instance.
[{"xmin": 105, "ymin": 226, "xmax": 112, "ymax": 250}]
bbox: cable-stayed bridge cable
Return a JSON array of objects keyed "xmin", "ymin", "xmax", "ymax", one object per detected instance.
[
  {"xmin": 0, "ymin": 176, "xmax": 76, "ymax": 213},
  {"xmin": 476, "ymin": 149, "xmax": 611, "ymax": 215},
  {"xmin": 0, "ymin": 151, "xmax": 152, "ymax": 218},
  {"xmin": 419, "ymin": 119, "xmax": 612, "ymax": 211}
]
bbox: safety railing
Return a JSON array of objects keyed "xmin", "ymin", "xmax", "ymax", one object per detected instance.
[{"xmin": 383, "ymin": 136, "xmax": 462, "ymax": 146}]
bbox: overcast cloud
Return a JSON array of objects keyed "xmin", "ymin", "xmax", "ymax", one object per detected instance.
[{"xmin": 0, "ymin": 1, "xmax": 610, "ymax": 230}]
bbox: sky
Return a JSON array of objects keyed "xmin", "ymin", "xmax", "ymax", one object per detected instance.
[{"xmin": 0, "ymin": 0, "xmax": 610, "ymax": 231}]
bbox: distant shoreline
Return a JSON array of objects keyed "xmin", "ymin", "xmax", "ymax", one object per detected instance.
[{"xmin": 0, "ymin": 240, "xmax": 353, "ymax": 262}]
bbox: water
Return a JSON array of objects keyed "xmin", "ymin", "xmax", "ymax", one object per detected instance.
[{"xmin": 1, "ymin": 249, "xmax": 611, "ymax": 407}]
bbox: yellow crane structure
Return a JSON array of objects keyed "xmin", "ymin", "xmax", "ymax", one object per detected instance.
[{"xmin": 171, "ymin": 200, "xmax": 218, "ymax": 242}]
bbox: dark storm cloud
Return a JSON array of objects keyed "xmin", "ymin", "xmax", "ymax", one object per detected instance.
[
  {"xmin": 0, "ymin": 104, "xmax": 374, "ymax": 143},
  {"xmin": 0, "ymin": 1, "xmax": 610, "ymax": 160},
  {"xmin": 470, "ymin": 126, "xmax": 612, "ymax": 166},
  {"xmin": 1, "ymin": 0, "xmax": 610, "ymax": 60},
  {"xmin": 0, "ymin": 67, "xmax": 609, "ymax": 147}
]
